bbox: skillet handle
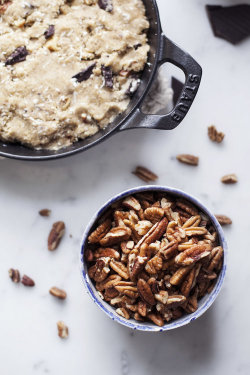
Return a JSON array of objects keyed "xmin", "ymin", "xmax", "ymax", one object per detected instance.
[{"xmin": 119, "ymin": 35, "xmax": 202, "ymax": 131}]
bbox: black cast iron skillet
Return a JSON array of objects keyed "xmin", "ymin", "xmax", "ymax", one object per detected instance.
[{"xmin": 0, "ymin": 0, "xmax": 202, "ymax": 161}]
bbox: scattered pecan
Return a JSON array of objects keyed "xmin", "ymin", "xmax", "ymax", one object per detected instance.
[
  {"xmin": 9, "ymin": 268, "xmax": 20, "ymax": 283},
  {"xmin": 39, "ymin": 209, "xmax": 51, "ymax": 217},
  {"xmin": 208, "ymin": 125, "xmax": 225, "ymax": 143},
  {"xmin": 21, "ymin": 275, "xmax": 35, "ymax": 287},
  {"xmin": 48, "ymin": 221, "xmax": 65, "ymax": 251},
  {"xmin": 88, "ymin": 219, "xmax": 111, "ymax": 244},
  {"xmin": 132, "ymin": 166, "xmax": 158, "ymax": 182},
  {"xmin": 49, "ymin": 287, "xmax": 67, "ymax": 300},
  {"xmin": 57, "ymin": 321, "xmax": 69, "ymax": 338},
  {"xmin": 86, "ymin": 192, "xmax": 224, "ymax": 327},
  {"xmin": 221, "ymin": 174, "xmax": 238, "ymax": 184},
  {"xmin": 215, "ymin": 215, "xmax": 232, "ymax": 226},
  {"xmin": 176, "ymin": 154, "xmax": 199, "ymax": 166}
]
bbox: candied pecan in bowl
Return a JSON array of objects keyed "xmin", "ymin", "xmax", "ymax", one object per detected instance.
[{"xmin": 85, "ymin": 191, "xmax": 225, "ymax": 327}]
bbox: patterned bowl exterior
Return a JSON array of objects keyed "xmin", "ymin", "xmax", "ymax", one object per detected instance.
[{"xmin": 80, "ymin": 186, "xmax": 228, "ymax": 332}]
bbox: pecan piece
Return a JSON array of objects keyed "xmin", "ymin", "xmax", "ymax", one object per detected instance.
[
  {"xmin": 208, "ymin": 125, "xmax": 225, "ymax": 143},
  {"xmin": 180, "ymin": 264, "xmax": 201, "ymax": 297},
  {"xmin": 207, "ymin": 246, "xmax": 223, "ymax": 272},
  {"xmin": 129, "ymin": 256, "xmax": 147, "ymax": 281},
  {"xmin": 144, "ymin": 218, "xmax": 168, "ymax": 245},
  {"xmin": 88, "ymin": 219, "xmax": 111, "ymax": 244},
  {"xmin": 166, "ymin": 295, "xmax": 186, "ymax": 308},
  {"xmin": 176, "ymin": 154, "xmax": 199, "ymax": 166},
  {"xmin": 183, "ymin": 288, "xmax": 199, "ymax": 313},
  {"xmin": 49, "ymin": 287, "xmax": 67, "ymax": 300},
  {"xmin": 116, "ymin": 307, "xmax": 130, "ymax": 320},
  {"xmin": 144, "ymin": 207, "xmax": 164, "ymax": 224},
  {"xmin": 110, "ymin": 260, "xmax": 129, "ymax": 279},
  {"xmin": 175, "ymin": 244, "xmax": 211, "ymax": 266},
  {"xmin": 9, "ymin": 268, "xmax": 20, "ymax": 283},
  {"xmin": 160, "ymin": 240, "xmax": 179, "ymax": 260},
  {"xmin": 147, "ymin": 313, "xmax": 164, "ymax": 327},
  {"xmin": 44, "ymin": 25, "xmax": 55, "ymax": 39},
  {"xmin": 155, "ymin": 290, "xmax": 169, "ymax": 304},
  {"xmin": 221, "ymin": 173, "xmax": 238, "ymax": 184},
  {"xmin": 100, "ymin": 227, "xmax": 131, "ymax": 246},
  {"xmin": 182, "ymin": 215, "xmax": 201, "ymax": 228},
  {"xmin": 135, "ymin": 220, "xmax": 153, "ymax": 236},
  {"xmin": 101, "ymin": 65, "xmax": 113, "ymax": 88},
  {"xmin": 122, "ymin": 196, "xmax": 141, "ymax": 211},
  {"xmin": 39, "ymin": 209, "xmax": 51, "ymax": 217},
  {"xmin": 215, "ymin": 215, "xmax": 232, "ymax": 225},
  {"xmin": 21, "ymin": 275, "xmax": 35, "ymax": 287},
  {"xmin": 98, "ymin": 0, "xmax": 113, "ymax": 12},
  {"xmin": 48, "ymin": 221, "xmax": 65, "ymax": 250},
  {"xmin": 57, "ymin": 321, "xmax": 69, "ymax": 339},
  {"xmin": 137, "ymin": 278, "xmax": 156, "ymax": 305},
  {"xmin": 170, "ymin": 265, "xmax": 193, "ymax": 286},
  {"xmin": 145, "ymin": 255, "xmax": 163, "ymax": 275},
  {"xmin": 88, "ymin": 259, "xmax": 110, "ymax": 282},
  {"xmin": 114, "ymin": 281, "xmax": 138, "ymax": 298},
  {"xmin": 132, "ymin": 166, "xmax": 158, "ymax": 182},
  {"xmin": 138, "ymin": 301, "xmax": 147, "ymax": 317},
  {"xmin": 96, "ymin": 274, "xmax": 121, "ymax": 291},
  {"xmin": 94, "ymin": 247, "xmax": 120, "ymax": 260}
]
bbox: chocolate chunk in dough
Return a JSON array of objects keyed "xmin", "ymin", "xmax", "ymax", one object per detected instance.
[
  {"xmin": 101, "ymin": 65, "xmax": 113, "ymax": 88},
  {"xmin": 98, "ymin": 0, "xmax": 113, "ymax": 12},
  {"xmin": 5, "ymin": 46, "xmax": 28, "ymax": 66},
  {"xmin": 206, "ymin": 5, "xmax": 250, "ymax": 44},
  {"xmin": 72, "ymin": 63, "xmax": 96, "ymax": 83},
  {"xmin": 44, "ymin": 25, "xmax": 55, "ymax": 39}
]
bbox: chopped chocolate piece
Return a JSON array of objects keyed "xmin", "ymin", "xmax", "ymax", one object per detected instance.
[
  {"xmin": 5, "ymin": 46, "xmax": 28, "ymax": 66},
  {"xmin": 44, "ymin": 25, "xmax": 55, "ymax": 40},
  {"xmin": 72, "ymin": 63, "xmax": 96, "ymax": 83},
  {"xmin": 98, "ymin": 0, "xmax": 113, "ymax": 12},
  {"xmin": 134, "ymin": 43, "xmax": 142, "ymax": 50},
  {"xmin": 126, "ymin": 77, "xmax": 141, "ymax": 97},
  {"xmin": 101, "ymin": 65, "xmax": 113, "ymax": 89},
  {"xmin": 206, "ymin": 5, "xmax": 250, "ymax": 45},
  {"xmin": 171, "ymin": 77, "xmax": 184, "ymax": 106}
]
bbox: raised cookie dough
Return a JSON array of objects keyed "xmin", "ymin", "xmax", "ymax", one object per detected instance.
[{"xmin": 0, "ymin": 0, "xmax": 149, "ymax": 149}]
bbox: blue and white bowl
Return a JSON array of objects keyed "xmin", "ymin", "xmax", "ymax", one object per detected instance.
[{"xmin": 80, "ymin": 186, "xmax": 227, "ymax": 332}]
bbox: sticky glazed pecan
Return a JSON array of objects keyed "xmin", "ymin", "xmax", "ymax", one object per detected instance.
[{"xmin": 86, "ymin": 192, "xmax": 224, "ymax": 327}]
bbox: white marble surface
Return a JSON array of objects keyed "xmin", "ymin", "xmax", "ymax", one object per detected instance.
[{"xmin": 1, "ymin": 0, "xmax": 250, "ymax": 374}]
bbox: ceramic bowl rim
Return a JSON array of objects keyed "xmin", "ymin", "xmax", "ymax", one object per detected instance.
[{"xmin": 79, "ymin": 185, "xmax": 228, "ymax": 332}]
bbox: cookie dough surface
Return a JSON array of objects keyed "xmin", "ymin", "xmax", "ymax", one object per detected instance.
[{"xmin": 0, "ymin": 0, "xmax": 149, "ymax": 149}]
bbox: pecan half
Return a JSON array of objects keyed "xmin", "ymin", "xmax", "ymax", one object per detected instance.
[
  {"xmin": 138, "ymin": 301, "xmax": 147, "ymax": 317},
  {"xmin": 170, "ymin": 265, "xmax": 193, "ymax": 286},
  {"xmin": 147, "ymin": 313, "xmax": 164, "ymax": 327},
  {"xmin": 208, "ymin": 125, "xmax": 225, "ymax": 143},
  {"xmin": 88, "ymin": 219, "xmax": 111, "ymax": 244},
  {"xmin": 122, "ymin": 196, "xmax": 141, "ymax": 211},
  {"xmin": 144, "ymin": 218, "xmax": 168, "ymax": 245},
  {"xmin": 48, "ymin": 221, "xmax": 65, "ymax": 250},
  {"xmin": 57, "ymin": 321, "xmax": 69, "ymax": 338},
  {"xmin": 100, "ymin": 227, "xmax": 131, "ymax": 246},
  {"xmin": 9, "ymin": 268, "xmax": 20, "ymax": 283},
  {"xmin": 96, "ymin": 274, "xmax": 122, "ymax": 291},
  {"xmin": 144, "ymin": 207, "xmax": 165, "ymax": 224},
  {"xmin": 176, "ymin": 154, "xmax": 199, "ymax": 166},
  {"xmin": 94, "ymin": 247, "xmax": 120, "ymax": 260},
  {"xmin": 21, "ymin": 275, "xmax": 35, "ymax": 287},
  {"xmin": 145, "ymin": 255, "xmax": 163, "ymax": 275},
  {"xmin": 39, "ymin": 209, "xmax": 51, "ymax": 217},
  {"xmin": 110, "ymin": 260, "xmax": 129, "ymax": 279},
  {"xmin": 132, "ymin": 166, "xmax": 158, "ymax": 182},
  {"xmin": 215, "ymin": 215, "xmax": 232, "ymax": 225},
  {"xmin": 137, "ymin": 278, "xmax": 156, "ymax": 305},
  {"xmin": 221, "ymin": 174, "xmax": 238, "ymax": 184},
  {"xmin": 88, "ymin": 259, "xmax": 110, "ymax": 282},
  {"xmin": 49, "ymin": 287, "xmax": 67, "ymax": 299},
  {"xmin": 166, "ymin": 295, "xmax": 186, "ymax": 308},
  {"xmin": 129, "ymin": 256, "xmax": 147, "ymax": 281},
  {"xmin": 207, "ymin": 246, "xmax": 223, "ymax": 272},
  {"xmin": 160, "ymin": 240, "xmax": 179, "ymax": 260},
  {"xmin": 175, "ymin": 244, "xmax": 211, "ymax": 266}
]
